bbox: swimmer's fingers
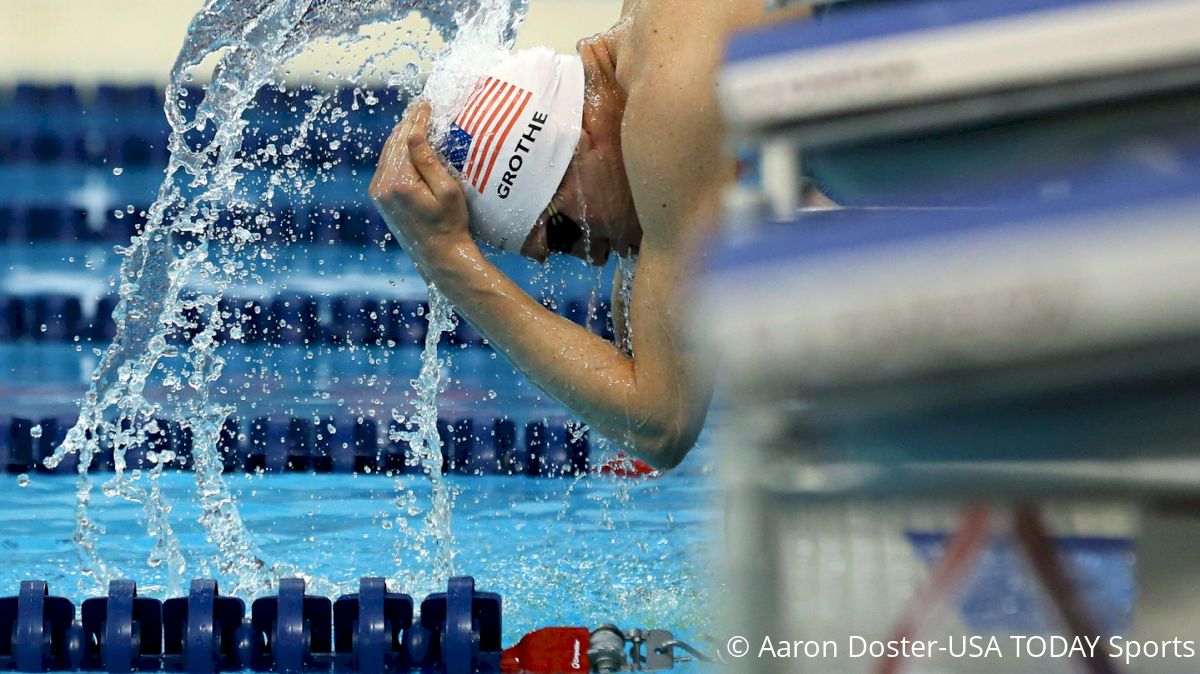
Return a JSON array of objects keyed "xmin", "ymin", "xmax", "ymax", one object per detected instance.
[
  {"xmin": 407, "ymin": 102, "xmax": 466, "ymax": 211},
  {"xmin": 372, "ymin": 109, "xmax": 420, "ymax": 191},
  {"xmin": 370, "ymin": 109, "xmax": 438, "ymax": 214},
  {"xmin": 369, "ymin": 113, "xmax": 414, "ymax": 200}
]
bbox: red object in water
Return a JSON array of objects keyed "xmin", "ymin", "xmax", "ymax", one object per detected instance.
[
  {"xmin": 598, "ymin": 453, "xmax": 658, "ymax": 478},
  {"xmin": 502, "ymin": 627, "xmax": 591, "ymax": 674}
]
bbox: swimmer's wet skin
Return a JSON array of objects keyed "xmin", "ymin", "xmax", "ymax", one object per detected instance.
[{"xmin": 371, "ymin": 0, "xmax": 772, "ymax": 470}]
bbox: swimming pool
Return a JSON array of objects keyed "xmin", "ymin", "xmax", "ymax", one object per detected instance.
[
  {"xmin": 0, "ymin": 220, "xmax": 718, "ymax": 660},
  {"xmin": 0, "ymin": 456, "xmax": 721, "ymax": 650},
  {"xmin": 0, "ymin": 57, "xmax": 720, "ymax": 672}
]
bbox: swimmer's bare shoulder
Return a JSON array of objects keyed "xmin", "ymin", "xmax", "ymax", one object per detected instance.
[
  {"xmin": 579, "ymin": 0, "xmax": 778, "ymax": 467},
  {"xmin": 616, "ymin": 0, "xmax": 768, "ymax": 235}
]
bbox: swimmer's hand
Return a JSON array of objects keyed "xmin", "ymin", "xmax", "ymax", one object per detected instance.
[{"xmin": 370, "ymin": 100, "xmax": 474, "ymax": 270}]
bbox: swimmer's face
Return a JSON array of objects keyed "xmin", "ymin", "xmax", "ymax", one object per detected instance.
[{"xmin": 520, "ymin": 35, "xmax": 640, "ymax": 266}]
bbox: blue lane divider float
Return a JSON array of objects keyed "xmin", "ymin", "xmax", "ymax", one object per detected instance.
[
  {"xmin": 0, "ymin": 580, "xmax": 80, "ymax": 672},
  {"xmin": 1, "ymin": 415, "xmax": 591, "ymax": 478},
  {"xmin": 0, "ymin": 292, "xmax": 611, "ymax": 346},
  {"xmin": 332, "ymin": 579, "xmax": 412, "ymax": 674},
  {"xmin": 0, "ymin": 577, "xmax": 498, "ymax": 674},
  {"xmin": 244, "ymin": 579, "xmax": 333, "ymax": 674},
  {"xmin": 0, "ymin": 204, "xmax": 390, "ymax": 246},
  {"xmin": 0, "ymin": 81, "xmax": 400, "ymax": 170},
  {"xmin": 418, "ymin": 578, "xmax": 502, "ymax": 674},
  {"xmin": 162, "ymin": 581, "xmax": 245, "ymax": 674},
  {"xmin": 80, "ymin": 580, "xmax": 163, "ymax": 672}
]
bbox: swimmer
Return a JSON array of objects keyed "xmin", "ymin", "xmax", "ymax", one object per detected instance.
[{"xmin": 370, "ymin": 0, "xmax": 792, "ymax": 469}]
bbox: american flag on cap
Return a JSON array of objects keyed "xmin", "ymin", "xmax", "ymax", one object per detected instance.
[
  {"xmin": 433, "ymin": 48, "xmax": 584, "ymax": 253},
  {"xmin": 444, "ymin": 76, "xmax": 534, "ymax": 193}
]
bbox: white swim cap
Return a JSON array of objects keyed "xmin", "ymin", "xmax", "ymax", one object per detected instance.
[{"xmin": 440, "ymin": 47, "xmax": 585, "ymax": 253}]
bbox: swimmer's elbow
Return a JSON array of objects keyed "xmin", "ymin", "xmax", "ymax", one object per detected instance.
[{"xmin": 635, "ymin": 420, "xmax": 699, "ymax": 472}]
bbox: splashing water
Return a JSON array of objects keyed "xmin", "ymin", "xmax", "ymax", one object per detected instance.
[
  {"xmin": 389, "ymin": 288, "xmax": 457, "ymax": 589},
  {"xmin": 44, "ymin": 0, "xmax": 527, "ymax": 597}
]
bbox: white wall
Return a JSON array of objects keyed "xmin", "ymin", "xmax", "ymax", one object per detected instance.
[{"xmin": 0, "ymin": 0, "xmax": 622, "ymax": 85}]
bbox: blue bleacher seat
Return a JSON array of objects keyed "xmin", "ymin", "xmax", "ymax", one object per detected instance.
[
  {"xmin": 90, "ymin": 296, "xmax": 118, "ymax": 342},
  {"xmin": 337, "ymin": 88, "xmax": 360, "ymax": 113},
  {"xmin": 32, "ymin": 418, "xmax": 62, "ymax": 473},
  {"xmin": 330, "ymin": 206, "xmax": 390, "ymax": 247},
  {"xmin": 7, "ymin": 418, "xmax": 35, "ymax": 471},
  {"xmin": 239, "ymin": 298, "xmax": 270, "ymax": 344},
  {"xmin": 364, "ymin": 209, "xmax": 389, "ymax": 245},
  {"xmin": 14, "ymin": 82, "xmax": 79, "ymax": 109},
  {"xmin": 15, "ymin": 206, "xmax": 87, "ymax": 242},
  {"xmin": 93, "ymin": 83, "xmax": 160, "ymax": 112},
  {"xmin": 307, "ymin": 207, "xmax": 341, "ymax": 246},
  {"xmin": 68, "ymin": 130, "xmax": 108, "ymax": 166},
  {"xmin": 338, "ymin": 207, "xmax": 371, "ymax": 245},
  {"xmin": 94, "ymin": 84, "xmax": 126, "ymax": 110},
  {"xmin": 313, "ymin": 415, "xmax": 355, "ymax": 473},
  {"xmin": 64, "ymin": 207, "xmax": 88, "ymax": 242},
  {"xmin": 246, "ymin": 416, "xmax": 292, "ymax": 473},
  {"xmin": 523, "ymin": 421, "xmax": 547, "ymax": 477},
  {"xmin": 383, "ymin": 300, "xmax": 428, "ymax": 347},
  {"xmin": 447, "ymin": 312, "xmax": 485, "ymax": 348},
  {"xmin": 102, "ymin": 205, "xmax": 145, "ymax": 242},
  {"xmin": 115, "ymin": 133, "xmax": 169, "ymax": 167},
  {"xmin": 30, "ymin": 294, "xmax": 83, "ymax": 341},
  {"xmin": 350, "ymin": 418, "xmax": 379, "ymax": 473},
  {"xmin": 285, "ymin": 417, "xmax": 314, "ymax": 471},
  {"xmin": 448, "ymin": 418, "xmax": 479, "ymax": 474},
  {"xmin": 24, "ymin": 206, "xmax": 65, "ymax": 240},
  {"xmin": 129, "ymin": 84, "xmax": 161, "ymax": 111},
  {"xmin": 12, "ymin": 83, "xmax": 39, "ymax": 107},
  {"xmin": 266, "ymin": 207, "xmax": 296, "ymax": 245},
  {"xmin": 331, "ymin": 296, "xmax": 383, "ymax": 345},
  {"xmin": 17, "ymin": 131, "xmax": 66, "ymax": 164},
  {"xmin": 269, "ymin": 293, "xmax": 320, "ymax": 345},
  {"xmin": 524, "ymin": 419, "xmax": 589, "ymax": 477},
  {"xmin": 0, "ymin": 296, "xmax": 28, "ymax": 341},
  {"xmin": 0, "ymin": 135, "xmax": 14, "ymax": 164},
  {"xmin": 346, "ymin": 133, "xmax": 383, "ymax": 167},
  {"xmin": 492, "ymin": 418, "xmax": 524, "ymax": 474}
]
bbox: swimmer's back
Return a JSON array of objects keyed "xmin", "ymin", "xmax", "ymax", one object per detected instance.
[{"xmin": 610, "ymin": 0, "xmax": 775, "ymax": 251}]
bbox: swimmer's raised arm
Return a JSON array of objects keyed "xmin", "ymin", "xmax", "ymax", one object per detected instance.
[
  {"xmin": 371, "ymin": 102, "xmax": 694, "ymax": 469},
  {"xmin": 370, "ymin": 0, "xmax": 779, "ymax": 468}
]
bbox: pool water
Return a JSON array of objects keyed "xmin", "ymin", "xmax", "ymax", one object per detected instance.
[
  {"xmin": 0, "ymin": 2, "xmax": 730, "ymax": 667},
  {"xmin": 0, "ymin": 452, "xmax": 721, "ymax": 649}
]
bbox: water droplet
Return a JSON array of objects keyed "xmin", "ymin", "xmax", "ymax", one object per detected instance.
[
  {"xmin": 112, "ymin": 167, "xmax": 124, "ymax": 176},
  {"xmin": 16, "ymin": 474, "xmax": 31, "ymax": 487},
  {"xmin": 29, "ymin": 424, "xmax": 43, "ymax": 439},
  {"xmin": 113, "ymin": 210, "xmax": 125, "ymax": 220}
]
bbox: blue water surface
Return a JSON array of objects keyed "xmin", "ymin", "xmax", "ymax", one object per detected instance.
[{"xmin": 0, "ymin": 451, "xmax": 721, "ymax": 647}]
